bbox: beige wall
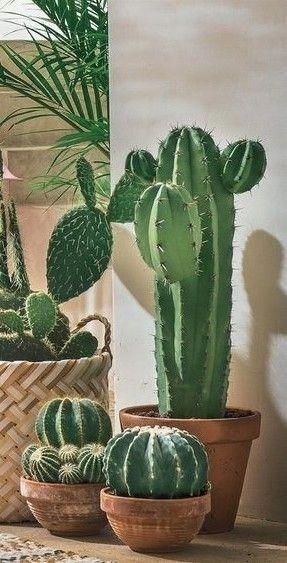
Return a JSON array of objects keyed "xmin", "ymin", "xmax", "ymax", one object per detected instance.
[{"xmin": 110, "ymin": 0, "xmax": 287, "ymax": 522}]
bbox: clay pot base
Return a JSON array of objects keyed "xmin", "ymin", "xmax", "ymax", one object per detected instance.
[
  {"xmin": 119, "ymin": 405, "xmax": 261, "ymax": 534},
  {"xmin": 101, "ymin": 488, "xmax": 211, "ymax": 553},
  {"xmin": 20, "ymin": 478, "xmax": 107, "ymax": 537}
]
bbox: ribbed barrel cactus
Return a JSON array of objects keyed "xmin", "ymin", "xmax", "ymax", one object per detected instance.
[
  {"xmin": 29, "ymin": 446, "xmax": 61, "ymax": 483},
  {"xmin": 35, "ymin": 398, "xmax": 112, "ymax": 448},
  {"xmin": 78, "ymin": 443, "xmax": 105, "ymax": 483},
  {"xmin": 131, "ymin": 126, "xmax": 267, "ymax": 419},
  {"xmin": 58, "ymin": 463, "xmax": 82, "ymax": 485},
  {"xmin": 103, "ymin": 426, "xmax": 209, "ymax": 498}
]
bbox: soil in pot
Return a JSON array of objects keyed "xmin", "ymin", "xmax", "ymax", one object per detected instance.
[
  {"xmin": 20, "ymin": 477, "xmax": 107, "ymax": 536},
  {"xmin": 101, "ymin": 487, "xmax": 211, "ymax": 553},
  {"xmin": 119, "ymin": 404, "xmax": 261, "ymax": 534}
]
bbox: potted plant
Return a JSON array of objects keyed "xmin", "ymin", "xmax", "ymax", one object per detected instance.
[
  {"xmin": 20, "ymin": 397, "xmax": 112, "ymax": 536},
  {"xmin": 118, "ymin": 125, "xmax": 267, "ymax": 533},
  {"xmin": 101, "ymin": 425, "xmax": 210, "ymax": 553}
]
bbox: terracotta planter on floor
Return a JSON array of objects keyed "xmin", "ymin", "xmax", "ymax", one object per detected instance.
[
  {"xmin": 20, "ymin": 477, "xmax": 107, "ymax": 536},
  {"xmin": 101, "ymin": 487, "xmax": 210, "ymax": 553},
  {"xmin": 119, "ymin": 404, "xmax": 261, "ymax": 534}
]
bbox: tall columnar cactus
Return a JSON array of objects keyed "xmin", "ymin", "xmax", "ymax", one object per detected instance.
[
  {"xmin": 103, "ymin": 426, "xmax": 209, "ymax": 498},
  {"xmin": 134, "ymin": 126, "xmax": 267, "ymax": 418},
  {"xmin": 35, "ymin": 398, "xmax": 112, "ymax": 448}
]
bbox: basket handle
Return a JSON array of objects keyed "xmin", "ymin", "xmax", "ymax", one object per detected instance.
[{"xmin": 72, "ymin": 313, "xmax": 112, "ymax": 358}]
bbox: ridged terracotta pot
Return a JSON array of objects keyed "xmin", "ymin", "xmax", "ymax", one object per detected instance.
[
  {"xmin": 101, "ymin": 487, "xmax": 210, "ymax": 553},
  {"xmin": 119, "ymin": 404, "xmax": 261, "ymax": 534},
  {"xmin": 20, "ymin": 477, "xmax": 107, "ymax": 536}
]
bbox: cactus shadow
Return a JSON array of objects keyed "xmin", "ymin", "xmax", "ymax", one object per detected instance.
[{"xmin": 231, "ymin": 229, "xmax": 287, "ymax": 522}]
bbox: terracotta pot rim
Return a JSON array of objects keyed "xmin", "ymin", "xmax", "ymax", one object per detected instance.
[
  {"xmin": 21, "ymin": 476, "xmax": 104, "ymax": 490},
  {"xmin": 120, "ymin": 404, "xmax": 260, "ymax": 423},
  {"xmin": 101, "ymin": 487, "xmax": 210, "ymax": 505}
]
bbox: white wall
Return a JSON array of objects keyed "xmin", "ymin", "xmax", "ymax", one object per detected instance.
[
  {"xmin": 0, "ymin": 1, "xmax": 41, "ymax": 39},
  {"xmin": 110, "ymin": 0, "xmax": 287, "ymax": 522}
]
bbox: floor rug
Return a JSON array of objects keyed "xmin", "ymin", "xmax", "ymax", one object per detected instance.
[{"xmin": 0, "ymin": 532, "xmax": 114, "ymax": 563}]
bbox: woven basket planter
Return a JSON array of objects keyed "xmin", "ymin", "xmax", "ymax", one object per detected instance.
[{"xmin": 0, "ymin": 313, "xmax": 112, "ymax": 523}]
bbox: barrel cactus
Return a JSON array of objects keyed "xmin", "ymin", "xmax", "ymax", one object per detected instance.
[
  {"xmin": 131, "ymin": 125, "xmax": 267, "ymax": 418},
  {"xmin": 58, "ymin": 463, "xmax": 82, "ymax": 485},
  {"xmin": 78, "ymin": 443, "xmax": 105, "ymax": 483},
  {"xmin": 59, "ymin": 444, "xmax": 80, "ymax": 464},
  {"xmin": 35, "ymin": 398, "xmax": 112, "ymax": 448},
  {"xmin": 103, "ymin": 426, "xmax": 209, "ymax": 498},
  {"xmin": 21, "ymin": 443, "xmax": 39, "ymax": 478},
  {"xmin": 28, "ymin": 446, "xmax": 61, "ymax": 483}
]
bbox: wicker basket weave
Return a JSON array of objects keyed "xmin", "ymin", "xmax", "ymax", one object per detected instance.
[{"xmin": 0, "ymin": 313, "xmax": 112, "ymax": 523}]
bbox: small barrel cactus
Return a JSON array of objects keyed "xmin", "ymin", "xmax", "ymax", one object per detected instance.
[
  {"xmin": 59, "ymin": 444, "xmax": 80, "ymax": 464},
  {"xmin": 35, "ymin": 398, "xmax": 112, "ymax": 448},
  {"xmin": 21, "ymin": 443, "xmax": 38, "ymax": 478},
  {"xmin": 78, "ymin": 443, "xmax": 105, "ymax": 483},
  {"xmin": 29, "ymin": 446, "xmax": 61, "ymax": 483},
  {"xmin": 58, "ymin": 463, "xmax": 82, "ymax": 485},
  {"xmin": 103, "ymin": 426, "xmax": 209, "ymax": 499}
]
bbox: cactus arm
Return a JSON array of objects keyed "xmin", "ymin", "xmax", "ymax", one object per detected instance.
[
  {"xmin": 58, "ymin": 331, "xmax": 98, "ymax": 360},
  {"xmin": 221, "ymin": 140, "xmax": 267, "ymax": 194},
  {"xmin": 8, "ymin": 200, "xmax": 30, "ymax": 296},
  {"xmin": 0, "ymin": 309, "xmax": 24, "ymax": 334}
]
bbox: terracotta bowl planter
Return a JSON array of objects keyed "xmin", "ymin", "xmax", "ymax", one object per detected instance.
[
  {"xmin": 119, "ymin": 404, "xmax": 261, "ymax": 534},
  {"xmin": 20, "ymin": 477, "xmax": 107, "ymax": 536},
  {"xmin": 101, "ymin": 487, "xmax": 210, "ymax": 553}
]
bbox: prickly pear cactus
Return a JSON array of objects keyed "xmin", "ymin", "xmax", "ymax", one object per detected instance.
[
  {"xmin": 0, "ymin": 333, "xmax": 56, "ymax": 361},
  {"xmin": 58, "ymin": 463, "xmax": 82, "ymax": 485},
  {"xmin": 133, "ymin": 126, "xmax": 267, "ymax": 418},
  {"xmin": 0, "ymin": 310, "xmax": 24, "ymax": 334},
  {"xmin": 29, "ymin": 446, "xmax": 61, "ymax": 483},
  {"xmin": 26, "ymin": 292, "xmax": 56, "ymax": 339},
  {"xmin": 104, "ymin": 426, "xmax": 209, "ymax": 498},
  {"xmin": 78, "ymin": 443, "xmax": 105, "ymax": 483},
  {"xmin": 58, "ymin": 331, "xmax": 98, "ymax": 360},
  {"xmin": 35, "ymin": 398, "xmax": 112, "ymax": 448}
]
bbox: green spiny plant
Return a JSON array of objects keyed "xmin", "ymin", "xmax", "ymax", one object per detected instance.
[
  {"xmin": 78, "ymin": 443, "xmax": 105, "ymax": 483},
  {"xmin": 58, "ymin": 463, "xmax": 82, "ymax": 485},
  {"xmin": 103, "ymin": 426, "xmax": 208, "ymax": 498},
  {"xmin": 21, "ymin": 444, "xmax": 39, "ymax": 479},
  {"xmin": 28, "ymin": 446, "xmax": 61, "ymax": 483},
  {"xmin": 35, "ymin": 398, "xmax": 112, "ymax": 448},
  {"xmin": 59, "ymin": 444, "xmax": 80, "ymax": 464},
  {"xmin": 131, "ymin": 126, "xmax": 267, "ymax": 419}
]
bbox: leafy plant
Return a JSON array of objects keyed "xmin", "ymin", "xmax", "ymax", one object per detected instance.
[
  {"xmin": 0, "ymin": 0, "xmax": 110, "ymax": 200},
  {"xmin": 126, "ymin": 125, "xmax": 266, "ymax": 419}
]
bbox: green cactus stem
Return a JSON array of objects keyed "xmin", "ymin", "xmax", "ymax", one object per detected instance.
[
  {"xmin": 0, "ymin": 333, "xmax": 56, "ymax": 361},
  {"xmin": 76, "ymin": 157, "xmax": 97, "ymax": 209},
  {"xmin": 58, "ymin": 331, "xmax": 98, "ymax": 360},
  {"xmin": 0, "ymin": 289, "xmax": 24, "ymax": 312},
  {"xmin": 0, "ymin": 310, "xmax": 24, "ymax": 334},
  {"xmin": 125, "ymin": 150, "xmax": 157, "ymax": 182},
  {"xmin": 103, "ymin": 426, "xmax": 208, "ymax": 498},
  {"xmin": 59, "ymin": 444, "xmax": 79, "ymax": 464},
  {"xmin": 58, "ymin": 463, "xmax": 82, "ymax": 484},
  {"xmin": 8, "ymin": 200, "xmax": 30, "ymax": 297},
  {"xmin": 35, "ymin": 398, "xmax": 112, "ymax": 448},
  {"xmin": 0, "ymin": 168, "xmax": 11, "ymax": 291},
  {"xmin": 47, "ymin": 309, "xmax": 70, "ymax": 353},
  {"xmin": 221, "ymin": 140, "xmax": 267, "ymax": 194},
  {"xmin": 78, "ymin": 443, "xmax": 105, "ymax": 483},
  {"xmin": 26, "ymin": 292, "xmax": 56, "ymax": 340},
  {"xmin": 47, "ymin": 206, "xmax": 113, "ymax": 304},
  {"xmin": 133, "ymin": 126, "xmax": 266, "ymax": 418},
  {"xmin": 29, "ymin": 446, "xmax": 60, "ymax": 483},
  {"xmin": 21, "ymin": 443, "xmax": 38, "ymax": 478}
]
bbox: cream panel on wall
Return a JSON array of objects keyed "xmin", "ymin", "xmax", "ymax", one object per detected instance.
[{"xmin": 110, "ymin": 0, "xmax": 287, "ymax": 522}]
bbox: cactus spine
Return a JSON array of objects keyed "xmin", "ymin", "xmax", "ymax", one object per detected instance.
[
  {"xmin": 134, "ymin": 126, "xmax": 267, "ymax": 418},
  {"xmin": 103, "ymin": 426, "xmax": 208, "ymax": 498},
  {"xmin": 78, "ymin": 443, "xmax": 105, "ymax": 483},
  {"xmin": 35, "ymin": 398, "xmax": 112, "ymax": 448}
]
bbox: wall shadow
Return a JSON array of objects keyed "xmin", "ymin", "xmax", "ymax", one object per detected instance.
[{"xmin": 231, "ymin": 230, "xmax": 287, "ymax": 522}]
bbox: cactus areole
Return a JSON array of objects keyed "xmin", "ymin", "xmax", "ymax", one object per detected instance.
[{"xmin": 134, "ymin": 126, "xmax": 266, "ymax": 419}]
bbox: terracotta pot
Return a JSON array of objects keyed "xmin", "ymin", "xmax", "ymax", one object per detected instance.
[
  {"xmin": 119, "ymin": 404, "xmax": 261, "ymax": 534},
  {"xmin": 101, "ymin": 487, "xmax": 210, "ymax": 553},
  {"xmin": 20, "ymin": 477, "xmax": 107, "ymax": 536}
]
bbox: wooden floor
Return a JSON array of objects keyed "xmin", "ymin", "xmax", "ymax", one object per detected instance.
[{"xmin": 1, "ymin": 516, "xmax": 287, "ymax": 563}]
